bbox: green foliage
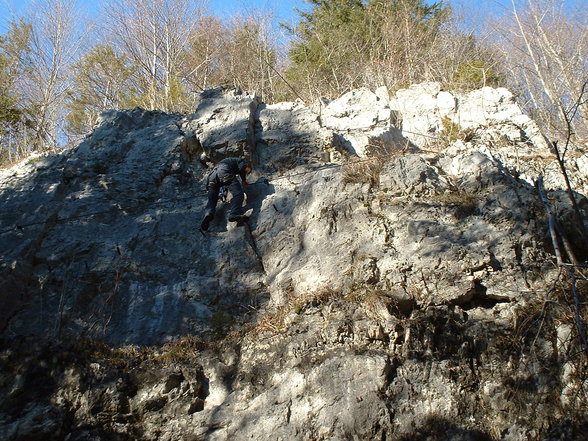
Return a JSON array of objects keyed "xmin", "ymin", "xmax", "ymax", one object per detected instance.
[
  {"xmin": 167, "ymin": 75, "xmax": 189, "ymax": 113},
  {"xmin": 0, "ymin": 26, "xmax": 24, "ymax": 105},
  {"xmin": 65, "ymin": 45, "xmax": 139, "ymax": 136},
  {"xmin": 209, "ymin": 311, "xmax": 235, "ymax": 336},
  {"xmin": 0, "ymin": 20, "xmax": 34, "ymax": 163},
  {"xmin": 285, "ymin": 0, "xmax": 450, "ymax": 99},
  {"xmin": 286, "ymin": 0, "xmax": 371, "ymax": 96},
  {"xmin": 453, "ymin": 60, "xmax": 503, "ymax": 90},
  {"xmin": 440, "ymin": 117, "xmax": 462, "ymax": 144},
  {"xmin": 290, "ymin": 0, "xmax": 366, "ymax": 64},
  {"xmin": 439, "ymin": 116, "xmax": 476, "ymax": 145},
  {"xmin": 0, "ymin": 90, "xmax": 24, "ymax": 132}
]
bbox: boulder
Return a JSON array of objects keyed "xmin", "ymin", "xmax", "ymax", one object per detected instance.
[
  {"xmin": 183, "ymin": 88, "xmax": 260, "ymax": 161},
  {"xmin": 320, "ymin": 86, "xmax": 413, "ymax": 156}
]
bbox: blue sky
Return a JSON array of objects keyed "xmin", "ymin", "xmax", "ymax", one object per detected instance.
[
  {"xmin": 0, "ymin": 0, "xmax": 498, "ymax": 34},
  {"xmin": 209, "ymin": 0, "xmax": 307, "ymax": 23},
  {"xmin": 0, "ymin": 0, "xmax": 584, "ymax": 35},
  {"xmin": 0, "ymin": 0, "xmax": 308, "ymax": 34}
]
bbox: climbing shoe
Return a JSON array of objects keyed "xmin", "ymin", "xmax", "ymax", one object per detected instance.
[
  {"xmin": 228, "ymin": 215, "xmax": 249, "ymax": 223},
  {"xmin": 200, "ymin": 213, "xmax": 213, "ymax": 231}
]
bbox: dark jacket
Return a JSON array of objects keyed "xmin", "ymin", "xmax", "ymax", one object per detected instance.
[{"xmin": 210, "ymin": 158, "xmax": 249, "ymax": 185}]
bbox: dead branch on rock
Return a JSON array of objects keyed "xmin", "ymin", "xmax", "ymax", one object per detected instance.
[
  {"xmin": 551, "ymin": 79, "xmax": 588, "ymax": 247},
  {"xmin": 537, "ymin": 176, "xmax": 588, "ymax": 356},
  {"xmin": 534, "ymin": 77, "xmax": 588, "ymax": 356}
]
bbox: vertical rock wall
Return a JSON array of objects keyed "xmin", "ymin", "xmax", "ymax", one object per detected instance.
[{"xmin": 1, "ymin": 84, "xmax": 587, "ymax": 441}]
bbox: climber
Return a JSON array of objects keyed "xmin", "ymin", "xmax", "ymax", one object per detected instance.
[{"xmin": 200, "ymin": 157, "xmax": 252, "ymax": 231}]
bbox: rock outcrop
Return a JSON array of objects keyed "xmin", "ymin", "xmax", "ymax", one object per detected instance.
[{"xmin": 1, "ymin": 84, "xmax": 587, "ymax": 441}]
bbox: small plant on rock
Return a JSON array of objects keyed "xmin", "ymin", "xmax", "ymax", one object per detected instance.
[
  {"xmin": 209, "ymin": 311, "xmax": 235, "ymax": 337},
  {"xmin": 236, "ymin": 287, "xmax": 340, "ymax": 340},
  {"xmin": 75, "ymin": 338, "xmax": 145, "ymax": 368},
  {"xmin": 343, "ymin": 144, "xmax": 404, "ymax": 187},
  {"xmin": 156, "ymin": 335, "xmax": 206, "ymax": 364},
  {"xmin": 430, "ymin": 190, "xmax": 479, "ymax": 217},
  {"xmin": 439, "ymin": 116, "xmax": 477, "ymax": 146},
  {"xmin": 343, "ymin": 156, "xmax": 385, "ymax": 186}
]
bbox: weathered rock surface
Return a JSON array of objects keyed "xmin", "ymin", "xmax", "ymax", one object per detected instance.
[
  {"xmin": 1, "ymin": 84, "xmax": 587, "ymax": 441},
  {"xmin": 319, "ymin": 86, "xmax": 410, "ymax": 157}
]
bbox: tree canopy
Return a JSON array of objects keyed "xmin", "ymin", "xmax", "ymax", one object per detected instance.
[
  {"xmin": 0, "ymin": 0, "xmax": 585, "ymax": 164},
  {"xmin": 286, "ymin": 0, "xmax": 450, "ymax": 100}
]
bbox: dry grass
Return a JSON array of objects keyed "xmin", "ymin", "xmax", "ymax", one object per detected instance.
[
  {"xmin": 342, "ymin": 143, "xmax": 408, "ymax": 187},
  {"xmin": 427, "ymin": 188, "xmax": 481, "ymax": 218},
  {"xmin": 76, "ymin": 335, "xmax": 207, "ymax": 367},
  {"xmin": 153, "ymin": 335, "xmax": 207, "ymax": 364},
  {"xmin": 342, "ymin": 156, "xmax": 386, "ymax": 186},
  {"xmin": 76, "ymin": 338, "xmax": 147, "ymax": 368},
  {"xmin": 228, "ymin": 287, "xmax": 341, "ymax": 341}
]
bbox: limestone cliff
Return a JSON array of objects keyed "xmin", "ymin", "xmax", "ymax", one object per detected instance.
[{"xmin": 1, "ymin": 85, "xmax": 587, "ymax": 441}]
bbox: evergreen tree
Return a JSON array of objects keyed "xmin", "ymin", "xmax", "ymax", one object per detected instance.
[
  {"xmin": 285, "ymin": 0, "xmax": 451, "ymax": 100},
  {"xmin": 287, "ymin": 0, "xmax": 368, "ymax": 98},
  {"xmin": 0, "ymin": 21, "xmax": 33, "ymax": 165},
  {"xmin": 66, "ymin": 45, "xmax": 138, "ymax": 137}
]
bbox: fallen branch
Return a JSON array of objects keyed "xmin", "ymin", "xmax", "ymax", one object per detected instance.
[
  {"xmin": 552, "ymin": 78, "xmax": 588, "ymax": 247},
  {"xmin": 552, "ymin": 140, "xmax": 588, "ymax": 247},
  {"xmin": 537, "ymin": 176, "xmax": 564, "ymax": 265},
  {"xmin": 537, "ymin": 176, "xmax": 588, "ymax": 356}
]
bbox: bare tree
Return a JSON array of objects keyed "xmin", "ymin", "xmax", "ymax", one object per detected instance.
[
  {"xmin": 182, "ymin": 14, "xmax": 224, "ymax": 94},
  {"xmin": 491, "ymin": 0, "xmax": 588, "ymax": 142},
  {"xmin": 65, "ymin": 44, "xmax": 138, "ymax": 138},
  {"xmin": 18, "ymin": 0, "xmax": 88, "ymax": 151},
  {"xmin": 102, "ymin": 0, "xmax": 206, "ymax": 112},
  {"xmin": 216, "ymin": 12, "xmax": 281, "ymax": 102}
]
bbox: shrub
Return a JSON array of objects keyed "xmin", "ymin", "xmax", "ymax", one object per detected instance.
[
  {"xmin": 439, "ymin": 117, "xmax": 477, "ymax": 146},
  {"xmin": 430, "ymin": 190, "xmax": 479, "ymax": 217},
  {"xmin": 452, "ymin": 60, "xmax": 503, "ymax": 90},
  {"xmin": 209, "ymin": 311, "xmax": 235, "ymax": 336}
]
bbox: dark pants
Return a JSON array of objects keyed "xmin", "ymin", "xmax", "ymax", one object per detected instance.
[{"xmin": 205, "ymin": 176, "xmax": 245, "ymax": 220}]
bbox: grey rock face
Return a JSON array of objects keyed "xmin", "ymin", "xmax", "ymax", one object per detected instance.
[
  {"xmin": 390, "ymin": 82, "xmax": 548, "ymax": 150},
  {"xmin": 1, "ymin": 85, "xmax": 587, "ymax": 441},
  {"xmin": 254, "ymin": 100, "xmax": 334, "ymax": 171},
  {"xmin": 0, "ymin": 105, "xmax": 267, "ymax": 345},
  {"xmin": 319, "ymin": 87, "xmax": 410, "ymax": 157},
  {"xmin": 183, "ymin": 88, "xmax": 260, "ymax": 161}
]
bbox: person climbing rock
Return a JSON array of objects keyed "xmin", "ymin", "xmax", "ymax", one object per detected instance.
[{"xmin": 200, "ymin": 157, "xmax": 252, "ymax": 231}]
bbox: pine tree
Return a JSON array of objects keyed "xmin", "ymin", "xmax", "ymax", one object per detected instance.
[
  {"xmin": 66, "ymin": 45, "xmax": 139, "ymax": 137},
  {"xmin": 0, "ymin": 21, "xmax": 33, "ymax": 165},
  {"xmin": 285, "ymin": 0, "xmax": 450, "ymax": 100}
]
